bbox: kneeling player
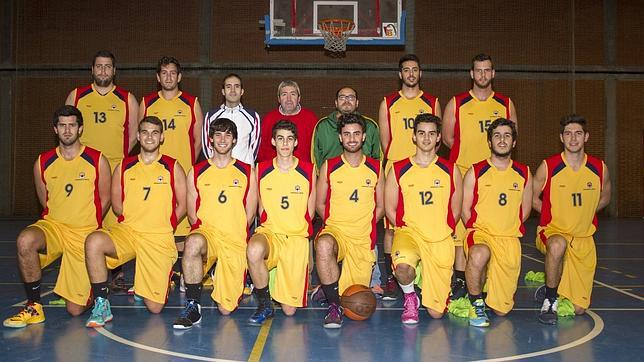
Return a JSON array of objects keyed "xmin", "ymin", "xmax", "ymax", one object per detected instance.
[
  {"xmin": 85, "ymin": 116, "xmax": 187, "ymax": 327},
  {"xmin": 385, "ymin": 114, "xmax": 462, "ymax": 324}
]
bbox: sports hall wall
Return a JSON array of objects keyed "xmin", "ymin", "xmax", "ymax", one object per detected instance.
[{"xmin": 1, "ymin": 1, "xmax": 642, "ymax": 218}]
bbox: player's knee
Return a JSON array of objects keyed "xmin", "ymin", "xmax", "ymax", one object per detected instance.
[
  {"xmin": 574, "ymin": 305, "xmax": 586, "ymax": 315},
  {"xmin": 246, "ymin": 242, "xmax": 265, "ymax": 263},
  {"xmin": 546, "ymin": 237, "xmax": 567, "ymax": 257},
  {"xmin": 314, "ymin": 236, "xmax": 335, "ymax": 257},
  {"xmin": 16, "ymin": 229, "xmax": 40, "ymax": 254},
  {"xmin": 282, "ymin": 305, "xmax": 297, "ymax": 316},
  {"xmin": 85, "ymin": 231, "xmax": 106, "ymax": 254},
  {"xmin": 393, "ymin": 263, "xmax": 414, "ymax": 282},
  {"xmin": 144, "ymin": 301, "xmax": 164, "ymax": 314},
  {"xmin": 183, "ymin": 236, "xmax": 204, "ymax": 257},
  {"xmin": 493, "ymin": 309, "xmax": 508, "ymax": 317},
  {"xmin": 217, "ymin": 305, "xmax": 232, "ymax": 316},
  {"xmin": 427, "ymin": 309, "xmax": 444, "ymax": 319},
  {"xmin": 66, "ymin": 304, "xmax": 85, "ymax": 317},
  {"xmin": 467, "ymin": 245, "xmax": 490, "ymax": 267}
]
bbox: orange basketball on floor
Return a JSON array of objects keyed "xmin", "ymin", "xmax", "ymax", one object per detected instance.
[{"xmin": 340, "ymin": 284, "xmax": 376, "ymax": 321}]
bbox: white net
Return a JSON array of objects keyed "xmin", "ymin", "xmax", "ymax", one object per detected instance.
[{"xmin": 319, "ymin": 19, "xmax": 355, "ymax": 52}]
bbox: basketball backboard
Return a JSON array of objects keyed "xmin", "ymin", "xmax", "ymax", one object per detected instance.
[{"xmin": 265, "ymin": 0, "xmax": 405, "ymax": 46}]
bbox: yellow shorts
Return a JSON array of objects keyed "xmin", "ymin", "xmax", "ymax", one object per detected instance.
[
  {"xmin": 104, "ymin": 224, "xmax": 177, "ymax": 304},
  {"xmin": 465, "ymin": 229, "xmax": 521, "ymax": 314},
  {"xmin": 256, "ymin": 226, "xmax": 309, "ymax": 308},
  {"xmin": 191, "ymin": 226, "xmax": 247, "ymax": 312},
  {"xmin": 392, "ymin": 228, "xmax": 454, "ymax": 312},
  {"xmin": 174, "ymin": 216, "xmax": 191, "ymax": 237},
  {"xmin": 32, "ymin": 219, "xmax": 94, "ymax": 306},
  {"xmin": 536, "ymin": 226, "xmax": 596, "ymax": 309},
  {"xmin": 316, "ymin": 225, "xmax": 376, "ymax": 294}
]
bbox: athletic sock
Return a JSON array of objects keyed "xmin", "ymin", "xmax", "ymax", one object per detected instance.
[
  {"xmin": 254, "ymin": 286, "xmax": 271, "ymax": 306},
  {"xmin": 24, "ymin": 280, "xmax": 41, "ymax": 304},
  {"xmin": 185, "ymin": 283, "xmax": 203, "ymax": 303},
  {"xmin": 398, "ymin": 281, "xmax": 415, "ymax": 294},
  {"xmin": 384, "ymin": 253, "xmax": 393, "ymax": 278},
  {"xmin": 91, "ymin": 281, "xmax": 109, "ymax": 300},
  {"xmin": 321, "ymin": 281, "xmax": 340, "ymax": 305},
  {"xmin": 469, "ymin": 293, "xmax": 483, "ymax": 304},
  {"xmin": 545, "ymin": 286, "xmax": 558, "ymax": 301},
  {"xmin": 454, "ymin": 270, "xmax": 465, "ymax": 280},
  {"xmin": 174, "ymin": 251, "xmax": 183, "ymax": 274}
]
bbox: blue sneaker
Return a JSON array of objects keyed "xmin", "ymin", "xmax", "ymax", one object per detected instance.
[
  {"xmin": 468, "ymin": 298, "xmax": 490, "ymax": 327},
  {"xmin": 173, "ymin": 300, "xmax": 202, "ymax": 329},
  {"xmin": 248, "ymin": 303, "xmax": 274, "ymax": 326},
  {"xmin": 86, "ymin": 297, "xmax": 113, "ymax": 328}
]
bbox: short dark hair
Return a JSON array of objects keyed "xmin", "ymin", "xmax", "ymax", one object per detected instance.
[
  {"xmin": 560, "ymin": 114, "xmax": 587, "ymax": 134},
  {"xmin": 335, "ymin": 86, "xmax": 358, "ymax": 99},
  {"xmin": 222, "ymin": 73, "xmax": 243, "ymax": 89},
  {"xmin": 53, "ymin": 105, "xmax": 83, "ymax": 127},
  {"xmin": 272, "ymin": 120, "xmax": 298, "ymax": 140},
  {"xmin": 209, "ymin": 118, "xmax": 238, "ymax": 140},
  {"xmin": 157, "ymin": 56, "xmax": 181, "ymax": 74},
  {"xmin": 487, "ymin": 118, "xmax": 517, "ymax": 142},
  {"xmin": 472, "ymin": 53, "xmax": 493, "ymax": 70},
  {"xmin": 92, "ymin": 50, "xmax": 115, "ymax": 67},
  {"xmin": 337, "ymin": 113, "xmax": 366, "ymax": 134},
  {"xmin": 399, "ymin": 54, "xmax": 421, "ymax": 71},
  {"xmin": 413, "ymin": 113, "xmax": 441, "ymax": 134},
  {"xmin": 139, "ymin": 116, "xmax": 163, "ymax": 133}
]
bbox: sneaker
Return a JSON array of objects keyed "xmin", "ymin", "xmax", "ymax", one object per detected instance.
[
  {"xmin": 311, "ymin": 285, "xmax": 328, "ymax": 305},
  {"xmin": 173, "ymin": 300, "xmax": 202, "ymax": 330},
  {"xmin": 85, "ymin": 297, "xmax": 113, "ymax": 328},
  {"xmin": 468, "ymin": 298, "xmax": 490, "ymax": 327},
  {"xmin": 323, "ymin": 303, "xmax": 343, "ymax": 329},
  {"xmin": 450, "ymin": 277, "xmax": 467, "ymax": 300},
  {"xmin": 538, "ymin": 298, "xmax": 558, "ymax": 325},
  {"xmin": 110, "ymin": 274, "xmax": 128, "ymax": 294},
  {"xmin": 401, "ymin": 292, "xmax": 420, "ymax": 324},
  {"xmin": 382, "ymin": 276, "xmax": 399, "ymax": 301},
  {"xmin": 3, "ymin": 302, "xmax": 45, "ymax": 328},
  {"xmin": 248, "ymin": 303, "xmax": 275, "ymax": 326},
  {"xmin": 534, "ymin": 284, "xmax": 546, "ymax": 303},
  {"xmin": 243, "ymin": 283, "xmax": 254, "ymax": 296}
]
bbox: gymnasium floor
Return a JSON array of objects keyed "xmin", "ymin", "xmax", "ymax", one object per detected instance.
[{"xmin": 0, "ymin": 218, "xmax": 642, "ymax": 361}]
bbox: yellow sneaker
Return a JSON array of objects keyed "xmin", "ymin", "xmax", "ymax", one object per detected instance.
[{"xmin": 3, "ymin": 303, "xmax": 45, "ymax": 328}]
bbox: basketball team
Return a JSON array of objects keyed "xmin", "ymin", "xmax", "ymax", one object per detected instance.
[{"xmin": 3, "ymin": 51, "xmax": 611, "ymax": 331}]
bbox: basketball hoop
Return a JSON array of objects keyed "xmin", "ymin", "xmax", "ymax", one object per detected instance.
[{"xmin": 318, "ymin": 18, "xmax": 355, "ymax": 53}]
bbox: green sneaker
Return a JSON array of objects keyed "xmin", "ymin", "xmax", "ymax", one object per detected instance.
[
  {"xmin": 85, "ymin": 297, "xmax": 113, "ymax": 328},
  {"xmin": 468, "ymin": 298, "xmax": 490, "ymax": 327}
]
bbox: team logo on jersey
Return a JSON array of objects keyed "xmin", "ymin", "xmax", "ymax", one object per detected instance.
[
  {"xmin": 295, "ymin": 185, "xmax": 301, "ymax": 192},
  {"xmin": 493, "ymin": 110, "xmax": 499, "ymax": 116},
  {"xmin": 366, "ymin": 179, "xmax": 371, "ymax": 186},
  {"xmin": 587, "ymin": 182, "xmax": 593, "ymax": 188},
  {"xmin": 79, "ymin": 172, "xmax": 86, "ymax": 179},
  {"xmin": 434, "ymin": 179, "xmax": 440, "ymax": 186},
  {"xmin": 419, "ymin": 109, "xmax": 425, "ymax": 114},
  {"xmin": 157, "ymin": 176, "xmax": 164, "ymax": 183},
  {"xmin": 177, "ymin": 110, "xmax": 183, "ymax": 115},
  {"xmin": 513, "ymin": 182, "xmax": 519, "ymax": 189},
  {"xmin": 111, "ymin": 104, "xmax": 117, "ymax": 110},
  {"xmin": 233, "ymin": 179, "xmax": 239, "ymax": 186}
]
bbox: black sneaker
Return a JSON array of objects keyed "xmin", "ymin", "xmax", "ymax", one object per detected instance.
[
  {"xmin": 382, "ymin": 276, "xmax": 399, "ymax": 301},
  {"xmin": 173, "ymin": 300, "xmax": 202, "ymax": 329},
  {"xmin": 534, "ymin": 285, "xmax": 546, "ymax": 303},
  {"xmin": 538, "ymin": 298, "xmax": 558, "ymax": 325},
  {"xmin": 450, "ymin": 277, "xmax": 467, "ymax": 300},
  {"xmin": 323, "ymin": 303, "xmax": 343, "ymax": 329}
]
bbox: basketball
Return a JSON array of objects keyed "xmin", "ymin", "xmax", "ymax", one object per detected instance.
[{"xmin": 340, "ymin": 284, "xmax": 377, "ymax": 321}]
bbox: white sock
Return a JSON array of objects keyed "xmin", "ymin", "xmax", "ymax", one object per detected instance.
[{"xmin": 398, "ymin": 281, "xmax": 415, "ymax": 294}]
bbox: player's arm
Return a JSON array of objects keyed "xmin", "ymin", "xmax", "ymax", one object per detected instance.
[
  {"xmin": 185, "ymin": 168, "xmax": 198, "ymax": 225},
  {"xmin": 597, "ymin": 162, "xmax": 612, "ymax": 211},
  {"xmin": 127, "ymin": 93, "xmax": 140, "ymax": 155},
  {"xmin": 378, "ymin": 99, "xmax": 390, "ymax": 155},
  {"xmin": 374, "ymin": 166, "xmax": 385, "ymax": 221},
  {"xmin": 111, "ymin": 163, "xmax": 124, "ymax": 216},
  {"xmin": 245, "ymin": 167, "xmax": 259, "ymax": 226},
  {"xmin": 173, "ymin": 163, "xmax": 188, "ymax": 225},
  {"xmin": 461, "ymin": 167, "xmax": 475, "ymax": 225},
  {"xmin": 509, "ymin": 99, "xmax": 518, "ymax": 129},
  {"xmin": 532, "ymin": 160, "xmax": 547, "ymax": 213},
  {"xmin": 450, "ymin": 167, "xmax": 463, "ymax": 224},
  {"xmin": 64, "ymin": 89, "xmax": 77, "ymax": 106},
  {"xmin": 315, "ymin": 161, "xmax": 329, "ymax": 218},
  {"xmin": 192, "ymin": 98, "xmax": 204, "ymax": 161},
  {"xmin": 256, "ymin": 170, "xmax": 265, "ymax": 220},
  {"xmin": 307, "ymin": 171, "xmax": 317, "ymax": 221},
  {"xmin": 520, "ymin": 169, "xmax": 533, "ymax": 222},
  {"xmin": 384, "ymin": 168, "xmax": 399, "ymax": 227},
  {"xmin": 442, "ymin": 97, "xmax": 456, "ymax": 148},
  {"xmin": 33, "ymin": 158, "xmax": 46, "ymax": 209},
  {"xmin": 137, "ymin": 99, "xmax": 146, "ymax": 122},
  {"xmin": 97, "ymin": 154, "xmax": 112, "ymax": 216},
  {"xmin": 433, "ymin": 98, "xmax": 442, "ymax": 119}
]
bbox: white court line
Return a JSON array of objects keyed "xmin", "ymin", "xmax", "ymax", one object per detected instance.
[
  {"xmin": 96, "ymin": 327, "xmax": 243, "ymax": 362},
  {"xmin": 522, "ymin": 253, "xmax": 644, "ymax": 302}
]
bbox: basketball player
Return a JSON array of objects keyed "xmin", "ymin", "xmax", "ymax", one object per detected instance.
[
  {"xmin": 173, "ymin": 118, "xmax": 258, "ymax": 329},
  {"xmin": 139, "ymin": 56, "xmax": 203, "ymax": 236},
  {"xmin": 385, "ymin": 113, "xmax": 462, "ymax": 324},
  {"xmin": 257, "ymin": 81, "xmax": 317, "ymax": 163},
  {"xmin": 442, "ymin": 53, "xmax": 518, "ymax": 300},
  {"xmin": 3, "ymin": 105, "xmax": 111, "ymax": 328},
  {"xmin": 202, "ymin": 73, "xmax": 261, "ymax": 165},
  {"xmin": 246, "ymin": 120, "xmax": 316, "ymax": 325},
  {"xmin": 315, "ymin": 113, "xmax": 384, "ymax": 328},
  {"xmin": 462, "ymin": 118, "xmax": 531, "ymax": 327},
  {"xmin": 84, "ymin": 116, "xmax": 186, "ymax": 327},
  {"xmin": 533, "ymin": 115, "xmax": 611, "ymax": 324},
  {"xmin": 378, "ymin": 54, "xmax": 441, "ymax": 300}
]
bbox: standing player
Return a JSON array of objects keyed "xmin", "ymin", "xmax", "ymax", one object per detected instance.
[
  {"xmin": 378, "ymin": 54, "xmax": 441, "ymax": 300},
  {"xmin": 533, "ymin": 115, "xmax": 611, "ymax": 324},
  {"xmin": 139, "ymin": 56, "xmax": 203, "ymax": 236},
  {"xmin": 173, "ymin": 118, "xmax": 258, "ymax": 329},
  {"xmin": 462, "ymin": 118, "xmax": 531, "ymax": 327},
  {"xmin": 246, "ymin": 120, "xmax": 316, "ymax": 325},
  {"xmin": 257, "ymin": 81, "xmax": 317, "ymax": 163},
  {"xmin": 84, "ymin": 116, "xmax": 186, "ymax": 327},
  {"xmin": 315, "ymin": 113, "xmax": 384, "ymax": 328},
  {"xmin": 3, "ymin": 105, "xmax": 111, "ymax": 328},
  {"xmin": 442, "ymin": 53, "xmax": 518, "ymax": 300},
  {"xmin": 202, "ymin": 73, "xmax": 261, "ymax": 165},
  {"xmin": 385, "ymin": 113, "xmax": 462, "ymax": 324}
]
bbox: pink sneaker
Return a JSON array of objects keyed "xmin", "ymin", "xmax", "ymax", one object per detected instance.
[{"xmin": 401, "ymin": 292, "xmax": 420, "ymax": 324}]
